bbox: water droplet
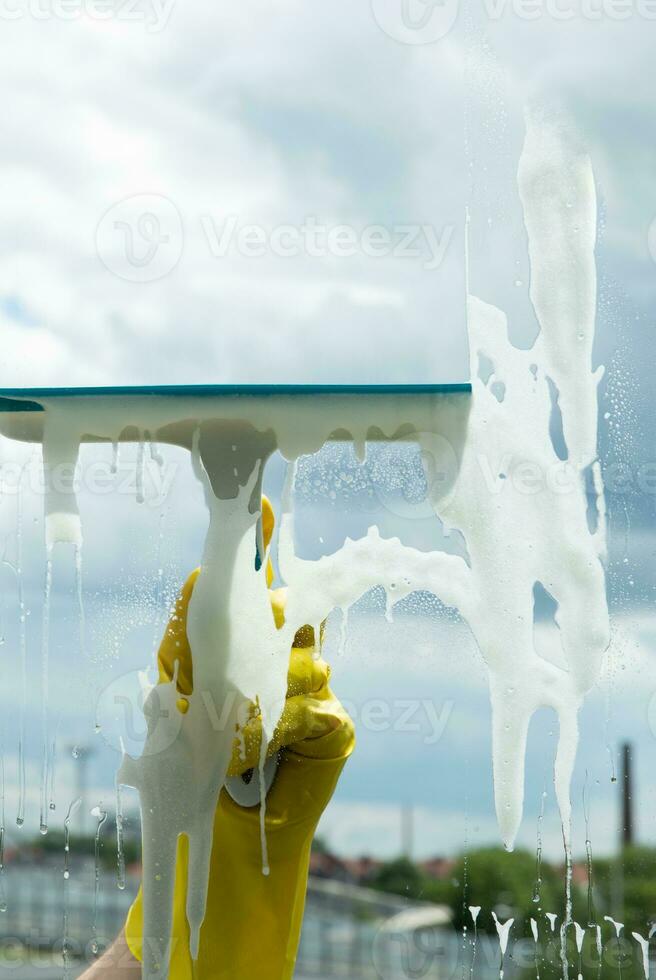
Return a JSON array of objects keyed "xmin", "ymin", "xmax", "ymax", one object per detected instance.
[{"xmin": 63, "ymin": 870, "xmax": 70, "ymax": 880}]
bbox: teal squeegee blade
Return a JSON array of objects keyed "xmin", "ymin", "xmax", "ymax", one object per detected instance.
[{"xmin": 0, "ymin": 383, "xmax": 472, "ymax": 412}]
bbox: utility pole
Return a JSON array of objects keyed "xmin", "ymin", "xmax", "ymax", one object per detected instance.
[
  {"xmin": 611, "ymin": 742, "xmax": 634, "ymax": 919},
  {"xmin": 401, "ymin": 805, "xmax": 414, "ymax": 861}
]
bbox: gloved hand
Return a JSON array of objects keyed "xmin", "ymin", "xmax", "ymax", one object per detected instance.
[{"xmin": 124, "ymin": 499, "xmax": 355, "ymax": 980}]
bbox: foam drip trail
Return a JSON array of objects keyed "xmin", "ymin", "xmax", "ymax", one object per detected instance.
[
  {"xmin": 257, "ymin": 735, "xmax": 270, "ymax": 876},
  {"xmin": 90, "ymin": 803, "xmax": 108, "ymax": 956},
  {"xmin": 0, "ymin": 738, "xmax": 6, "ymax": 913},
  {"xmin": 62, "ymin": 797, "xmax": 82, "ymax": 980},
  {"xmin": 605, "ymin": 917, "xmax": 625, "ymax": 980},
  {"xmin": 491, "ymin": 912, "xmax": 513, "ymax": 980},
  {"xmin": 461, "ymin": 821, "xmax": 469, "ymax": 979},
  {"xmin": 136, "ymin": 438, "xmax": 145, "ymax": 504},
  {"xmin": 469, "ymin": 906, "xmax": 480, "ymax": 980},
  {"xmin": 39, "ymin": 551, "xmax": 53, "ymax": 836},
  {"xmin": 75, "ymin": 546, "xmax": 86, "ymax": 657},
  {"xmin": 561, "ymin": 843, "xmax": 574, "ymax": 980},
  {"xmin": 631, "ymin": 932, "xmax": 649, "ymax": 980},
  {"xmin": 530, "ymin": 918, "xmax": 540, "ymax": 980},
  {"xmin": 48, "ymin": 722, "xmax": 58, "ymax": 813},
  {"xmin": 532, "ymin": 788, "xmax": 547, "ymax": 904},
  {"xmin": 149, "ymin": 436, "xmax": 164, "ymax": 468},
  {"xmin": 16, "ymin": 480, "xmax": 27, "ymax": 828},
  {"xmin": 583, "ymin": 775, "xmax": 596, "ymax": 926},
  {"xmin": 595, "ymin": 925, "xmax": 602, "ymax": 980},
  {"xmin": 573, "ymin": 922, "xmax": 586, "ymax": 980},
  {"xmin": 115, "ymin": 773, "xmax": 126, "ymax": 891}
]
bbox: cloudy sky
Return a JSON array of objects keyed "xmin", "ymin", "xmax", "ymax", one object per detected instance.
[{"xmin": 1, "ymin": 0, "xmax": 656, "ymax": 893}]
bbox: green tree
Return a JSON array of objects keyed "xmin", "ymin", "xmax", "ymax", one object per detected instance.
[{"xmin": 371, "ymin": 857, "xmax": 427, "ymax": 901}]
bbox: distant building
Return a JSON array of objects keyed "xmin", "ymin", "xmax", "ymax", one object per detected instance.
[
  {"xmin": 310, "ymin": 847, "xmax": 455, "ymax": 887},
  {"xmin": 418, "ymin": 857, "xmax": 455, "ymax": 880},
  {"xmin": 342, "ymin": 855, "xmax": 382, "ymax": 884},
  {"xmin": 309, "ymin": 849, "xmax": 385, "ymax": 885},
  {"xmin": 309, "ymin": 849, "xmax": 353, "ymax": 882}
]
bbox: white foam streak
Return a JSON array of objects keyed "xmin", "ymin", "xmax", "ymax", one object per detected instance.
[
  {"xmin": 632, "ymin": 932, "xmax": 650, "ymax": 980},
  {"xmin": 492, "ymin": 912, "xmax": 514, "ymax": 956}
]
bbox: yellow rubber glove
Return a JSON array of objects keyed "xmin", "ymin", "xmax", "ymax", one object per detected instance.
[{"xmin": 124, "ymin": 500, "xmax": 355, "ymax": 980}]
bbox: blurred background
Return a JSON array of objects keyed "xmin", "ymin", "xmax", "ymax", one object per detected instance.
[{"xmin": 1, "ymin": 0, "xmax": 656, "ymax": 976}]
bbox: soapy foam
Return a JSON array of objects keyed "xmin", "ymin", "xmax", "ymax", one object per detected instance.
[
  {"xmin": 530, "ymin": 918, "xmax": 538, "ymax": 943},
  {"xmin": 604, "ymin": 915, "xmax": 624, "ymax": 938},
  {"xmin": 492, "ymin": 912, "xmax": 514, "ymax": 956},
  {"xmin": 0, "ymin": 110, "xmax": 608, "ymax": 979},
  {"xmin": 632, "ymin": 932, "xmax": 650, "ymax": 980},
  {"xmin": 492, "ymin": 911, "xmax": 514, "ymax": 979}
]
